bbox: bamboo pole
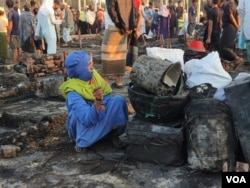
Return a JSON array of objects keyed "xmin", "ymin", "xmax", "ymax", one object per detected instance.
[
  {"xmin": 78, "ymin": 0, "xmax": 81, "ymax": 11},
  {"xmin": 160, "ymin": 0, "xmax": 163, "ymax": 6},
  {"xmin": 78, "ymin": 28, "xmax": 82, "ymax": 49},
  {"xmin": 197, "ymin": 0, "xmax": 201, "ymax": 23}
]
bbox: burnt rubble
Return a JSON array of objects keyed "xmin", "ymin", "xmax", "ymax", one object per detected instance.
[{"xmin": 0, "ymin": 36, "xmax": 249, "ymax": 187}]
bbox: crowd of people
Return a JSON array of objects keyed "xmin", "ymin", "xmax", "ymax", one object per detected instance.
[
  {"xmin": 201, "ymin": 0, "xmax": 249, "ymax": 72},
  {"xmin": 137, "ymin": 0, "xmax": 185, "ymax": 46},
  {"xmin": 0, "ymin": 0, "xmax": 105, "ymax": 63}
]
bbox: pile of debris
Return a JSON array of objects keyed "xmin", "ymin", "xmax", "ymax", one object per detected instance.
[
  {"xmin": 123, "ymin": 49, "xmax": 189, "ymax": 166},
  {"xmin": 123, "ymin": 47, "xmax": 250, "ymax": 172},
  {"xmin": 16, "ymin": 52, "xmax": 68, "ymax": 79}
]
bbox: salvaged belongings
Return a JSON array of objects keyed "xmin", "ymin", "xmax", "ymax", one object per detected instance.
[
  {"xmin": 183, "ymin": 49, "xmax": 207, "ymax": 63},
  {"xmin": 146, "ymin": 47, "xmax": 185, "ymax": 70},
  {"xmin": 184, "ymin": 51, "xmax": 232, "ymax": 89},
  {"xmin": 129, "ymin": 50, "xmax": 190, "ymax": 122},
  {"xmin": 14, "ymin": 53, "xmax": 67, "ymax": 78},
  {"xmin": 188, "ymin": 83, "xmax": 217, "ymax": 99},
  {"xmin": 187, "ymin": 40, "xmax": 206, "ymax": 52},
  {"xmin": 185, "ymin": 99, "xmax": 236, "ymax": 172},
  {"xmin": 123, "ymin": 118, "xmax": 185, "ymax": 166},
  {"xmin": 224, "ymin": 74, "xmax": 250, "ymax": 165},
  {"xmin": 130, "ymin": 55, "xmax": 182, "ymax": 96},
  {"xmin": 128, "ymin": 82, "xmax": 189, "ymax": 123}
]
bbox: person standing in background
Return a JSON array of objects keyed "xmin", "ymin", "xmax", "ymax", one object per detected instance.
[
  {"xmin": 14, "ymin": 0, "xmax": 20, "ymax": 15},
  {"xmin": 144, "ymin": 2, "xmax": 153, "ymax": 35},
  {"xmin": 204, "ymin": 0, "xmax": 212, "ymax": 16},
  {"xmin": 203, "ymin": 0, "xmax": 222, "ymax": 52},
  {"xmin": 30, "ymin": 0, "xmax": 37, "ymax": 12},
  {"xmin": 95, "ymin": 6, "xmax": 105, "ymax": 34},
  {"xmin": 101, "ymin": 0, "xmax": 139, "ymax": 88},
  {"xmin": 32, "ymin": 7, "xmax": 43, "ymax": 56},
  {"xmin": 126, "ymin": 0, "xmax": 142, "ymax": 67},
  {"xmin": 78, "ymin": 6, "xmax": 88, "ymax": 34},
  {"xmin": 139, "ymin": 1, "xmax": 147, "ymax": 46},
  {"xmin": 176, "ymin": 0, "xmax": 184, "ymax": 34},
  {"xmin": 20, "ymin": 4, "xmax": 35, "ymax": 53},
  {"xmin": 6, "ymin": 0, "xmax": 21, "ymax": 64},
  {"xmin": 62, "ymin": 3, "xmax": 74, "ymax": 47},
  {"xmin": 187, "ymin": 0, "xmax": 198, "ymax": 36},
  {"xmin": 54, "ymin": 0, "xmax": 62, "ymax": 49},
  {"xmin": 0, "ymin": 7, "xmax": 9, "ymax": 64},
  {"xmin": 69, "ymin": 6, "xmax": 78, "ymax": 35},
  {"xmin": 168, "ymin": 0, "xmax": 177, "ymax": 38},
  {"xmin": 236, "ymin": 0, "xmax": 245, "ymax": 56},
  {"xmin": 150, "ymin": 8, "xmax": 159, "ymax": 36},
  {"xmin": 35, "ymin": 0, "xmax": 62, "ymax": 55},
  {"xmin": 220, "ymin": 0, "xmax": 243, "ymax": 70},
  {"xmin": 158, "ymin": 5, "xmax": 170, "ymax": 40},
  {"xmin": 238, "ymin": 0, "xmax": 250, "ymax": 64},
  {"xmin": 86, "ymin": 5, "xmax": 96, "ymax": 34}
]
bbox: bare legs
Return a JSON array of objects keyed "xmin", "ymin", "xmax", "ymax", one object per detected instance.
[
  {"xmin": 12, "ymin": 48, "xmax": 21, "ymax": 64},
  {"xmin": 140, "ymin": 34, "xmax": 147, "ymax": 47},
  {"xmin": 103, "ymin": 75, "xmax": 123, "ymax": 86}
]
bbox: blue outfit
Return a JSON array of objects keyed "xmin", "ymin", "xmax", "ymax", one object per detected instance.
[
  {"xmin": 158, "ymin": 15, "xmax": 170, "ymax": 39},
  {"xmin": 188, "ymin": 5, "xmax": 197, "ymax": 23},
  {"xmin": 145, "ymin": 8, "xmax": 153, "ymax": 21},
  {"xmin": 60, "ymin": 51, "xmax": 128, "ymax": 148},
  {"xmin": 151, "ymin": 12, "xmax": 159, "ymax": 35},
  {"xmin": 66, "ymin": 92, "xmax": 128, "ymax": 147}
]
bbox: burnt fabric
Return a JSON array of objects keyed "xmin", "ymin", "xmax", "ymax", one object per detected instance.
[
  {"xmin": 224, "ymin": 79, "xmax": 250, "ymax": 164},
  {"xmin": 101, "ymin": 25, "xmax": 127, "ymax": 76},
  {"xmin": 185, "ymin": 99, "xmax": 236, "ymax": 172},
  {"xmin": 125, "ymin": 118, "xmax": 185, "ymax": 166}
]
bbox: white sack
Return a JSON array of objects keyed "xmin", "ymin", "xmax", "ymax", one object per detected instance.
[
  {"xmin": 184, "ymin": 51, "xmax": 232, "ymax": 89},
  {"xmin": 213, "ymin": 72, "xmax": 250, "ymax": 101},
  {"xmin": 146, "ymin": 47, "xmax": 185, "ymax": 70},
  {"xmin": 234, "ymin": 72, "xmax": 250, "ymax": 82},
  {"xmin": 213, "ymin": 88, "xmax": 226, "ymax": 102}
]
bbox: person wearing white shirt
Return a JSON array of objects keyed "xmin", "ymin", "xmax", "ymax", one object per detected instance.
[{"xmin": 35, "ymin": 0, "xmax": 62, "ymax": 54}]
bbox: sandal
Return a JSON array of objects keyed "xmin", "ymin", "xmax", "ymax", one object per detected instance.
[
  {"xmin": 111, "ymin": 82, "xmax": 124, "ymax": 89},
  {"xmin": 75, "ymin": 146, "xmax": 88, "ymax": 153}
]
